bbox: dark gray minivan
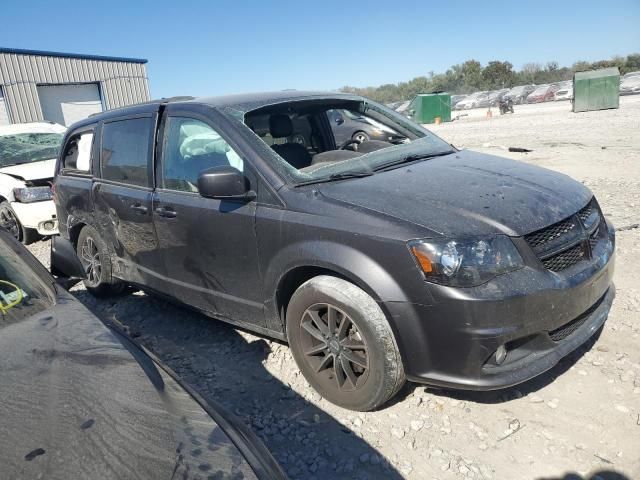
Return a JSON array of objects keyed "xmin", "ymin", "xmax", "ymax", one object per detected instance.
[{"xmin": 52, "ymin": 91, "xmax": 615, "ymax": 411}]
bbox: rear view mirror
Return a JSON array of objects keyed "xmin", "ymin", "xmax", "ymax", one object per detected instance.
[{"xmin": 198, "ymin": 166, "xmax": 255, "ymax": 200}]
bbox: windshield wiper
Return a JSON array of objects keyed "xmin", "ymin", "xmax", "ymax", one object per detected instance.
[
  {"xmin": 372, "ymin": 150, "xmax": 455, "ymax": 172},
  {"xmin": 295, "ymin": 170, "xmax": 374, "ymax": 187}
]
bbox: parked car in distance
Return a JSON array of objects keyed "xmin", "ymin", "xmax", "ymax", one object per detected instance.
[
  {"xmin": 450, "ymin": 94, "xmax": 467, "ymax": 109},
  {"xmin": 504, "ymin": 85, "xmax": 536, "ymax": 104},
  {"xmin": 527, "ymin": 84, "xmax": 560, "ymax": 103},
  {"xmin": 53, "ymin": 91, "xmax": 615, "ymax": 411},
  {"xmin": 455, "ymin": 91, "xmax": 488, "ymax": 109},
  {"xmin": 0, "ymin": 122, "xmax": 65, "ymax": 243},
  {"xmin": 0, "ymin": 228, "xmax": 285, "ymax": 479},
  {"xmin": 554, "ymin": 81, "xmax": 574, "ymax": 101},
  {"xmin": 620, "ymin": 75, "xmax": 640, "ymax": 95},
  {"xmin": 327, "ymin": 108, "xmax": 404, "ymax": 146},
  {"xmin": 391, "ymin": 100, "xmax": 411, "ymax": 116},
  {"xmin": 475, "ymin": 89, "xmax": 509, "ymax": 108}
]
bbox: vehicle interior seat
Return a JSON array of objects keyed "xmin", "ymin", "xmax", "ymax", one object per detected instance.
[
  {"xmin": 269, "ymin": 114, "xmax": 312, "ymax": 169},
  {"xmin": 299, "ymin": 150, "xmax": 364, "ymax": 174},
  {"xmin": 355, "ymin": 139, "xmax": 392, "ymax": 154}
]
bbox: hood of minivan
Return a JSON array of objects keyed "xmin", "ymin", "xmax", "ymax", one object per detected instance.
[
  {"xmin": 317, "ymin": 150, "xmax": 592, "ymax": 237},
  {"xmin": 0, "ymin": 158, "xmax": 56, "ymax": 181}
]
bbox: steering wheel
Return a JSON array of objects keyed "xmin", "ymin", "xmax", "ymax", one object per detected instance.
[{"xmin": 339, "ymin": 138, "xmax": 363, "ymax": 150}]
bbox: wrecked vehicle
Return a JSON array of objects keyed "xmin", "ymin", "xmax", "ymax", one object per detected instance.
[
  {"xmin": 526, "ymin": 84, "xmax": 561, "ymax": 103},
  {"xmin": 52, "ymin": 91, "xmax": 615, "ymax": 411},
  {"xmin": 0, "ymin": 122, "xmax": 65, "ymax": 243},
  {"xmin": 0, "ymin": 228, "xmax": 285, "ymax": 479}
]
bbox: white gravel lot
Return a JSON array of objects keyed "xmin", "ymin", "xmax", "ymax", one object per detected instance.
[{"xmin": 27, "ymin": 96, "xmax": 640, "ymax": 480}]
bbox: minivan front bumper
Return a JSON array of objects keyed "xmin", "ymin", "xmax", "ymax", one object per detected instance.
[{"xmin": 384, "ymin": 231, "xmax": 615, "ymax": 391}]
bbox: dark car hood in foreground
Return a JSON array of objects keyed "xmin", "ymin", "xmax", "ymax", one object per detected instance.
[
  {"xmin": 0, "ymin": 289, "xmax": 278, "ymax": 479},
  {"xmin": 317, "ymin": 149, "xmax": 592, "ymax": 237}
]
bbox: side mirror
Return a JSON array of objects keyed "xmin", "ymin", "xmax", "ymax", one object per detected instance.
[
  {"xmin": 335, "ymin": 115, "xmax": 345, "ymax": 125},
  {"xmin": 197, "ymin": 166, "xmax": 255, "ymax": 200}
]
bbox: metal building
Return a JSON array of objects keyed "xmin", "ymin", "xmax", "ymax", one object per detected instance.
[
  {"xmin": 0, "ymin": 47, "xmax": 150, "ymax": 126},
  {"xmin": 573, "ymin": 67, "xmax": 620, "ymax": 113}
]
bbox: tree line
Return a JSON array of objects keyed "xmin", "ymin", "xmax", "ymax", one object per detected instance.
[{"xmin": 340, "ymin": 53, "xmax": 640, "ymax": 104}]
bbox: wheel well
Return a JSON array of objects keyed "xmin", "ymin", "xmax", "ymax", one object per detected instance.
[
  {"xmin": 68, "ymin": 222, "xmax": 86, "ymax": 248},
  {"xmin": 275, "ymin": 266, "xmax": 377, "ymax": 329}
]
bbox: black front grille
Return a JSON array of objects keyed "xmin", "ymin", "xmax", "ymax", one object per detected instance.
[
  {"xmin": 548, "ymin": 294, "xmax": 605, "ymax": 342},
  {"xmin": 548, "ymin": 314, "xmax": 589, "ymax": 341},
  {"xmin": 525, "ymin": 220, "xmax": 576, "ymax": 249},
  {"xmin": 589, "ymin": 227, "xmax": 600, "ymax": 250},
  {"xmin": 578, "ymin": 203, "xmax": 593, "ymax": 223},
  {"xmin": 541, "ymin": 244, "xmax": 585, "ymax": 271},
  {"xmin": 525, "ymin": 198, "xmax": 602, "ymax": 273}
]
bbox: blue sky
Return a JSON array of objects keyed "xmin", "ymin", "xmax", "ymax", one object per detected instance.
[{"xmin": 1, "ymin": 0, "xmax": 638, "ymax": 98}]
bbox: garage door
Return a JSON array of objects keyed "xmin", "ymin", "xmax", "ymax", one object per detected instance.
[
  {"xmin": 38, "ymin": 84, "xmax": 103, "ymax": 126},
  {"xmin": 0, "ymin": 87, "xmax": 10, "ymax": 125}
]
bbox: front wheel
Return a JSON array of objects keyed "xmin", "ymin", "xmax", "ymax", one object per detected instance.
[{"xmin": 286, "ymin": 276, "xmax": 405, "ymax": 411}]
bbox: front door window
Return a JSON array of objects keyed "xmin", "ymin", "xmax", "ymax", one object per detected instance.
[{"xmin": 162, "ymin": 117, "xmax": 243, "ymax": 193}]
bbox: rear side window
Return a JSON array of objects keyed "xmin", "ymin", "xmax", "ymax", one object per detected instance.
[
  {"xmin": 61, "ymin": 131, "xmax": 93, "ymax": 172},
  {"xmin": 101, "ymin": 118, "xmax": 153, "ymax": 187}
]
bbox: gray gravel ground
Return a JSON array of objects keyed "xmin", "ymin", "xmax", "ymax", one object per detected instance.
[{"xmin": 27, "ymin": 96, "xmax": 640, "ymax": 479}]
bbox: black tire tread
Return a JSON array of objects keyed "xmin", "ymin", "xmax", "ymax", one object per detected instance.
[{"xmin": 287, "ymin": 275, "xmax": 405, "ymax": 411}]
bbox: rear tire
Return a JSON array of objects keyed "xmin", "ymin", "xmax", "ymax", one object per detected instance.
[
  {"xmin": 0, "ymin": 201, "xmax": 40, "ymax": 244},
  {"xmin": 286, "ymin": 276, "xmax": 405, "ymax": 411},
  {"xmin": 77, "ymin": 225, "xmax": 124, "ymax": 297}
]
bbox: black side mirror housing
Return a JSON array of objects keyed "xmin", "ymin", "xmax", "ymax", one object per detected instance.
[
  {"xmin": 335, "ymin": 116, "xmax": 344, "ymax": 125},
  {"xmin": 197, "ymin": 166, "xmax": 255, "ymax": 200}
]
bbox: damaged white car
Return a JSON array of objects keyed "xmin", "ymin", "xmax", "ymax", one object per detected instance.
[{"xmin": 0, "ymin": 122, "xmax": 65, "ymax": 243}]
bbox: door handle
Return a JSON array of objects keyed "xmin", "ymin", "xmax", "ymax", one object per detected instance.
[
  {"xmin": 155, "ymin": 206, "xmax": 177, "ymax": 218},
  {"xmin": 130, "ymin": 204, "xmax": 148, "ymax": 214}
]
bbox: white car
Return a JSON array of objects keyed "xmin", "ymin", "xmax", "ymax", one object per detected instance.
[
  {"xmin": 455, "ymin": 91, "xmax": 488, "ymax": 110},
  {"xmin": 0, "ymin": 122, "xmax": 65, "ymax": 243},
  {"xmin": 554, "ymin": 82, "xmax": 574, "ymax": 101},
  {"xmin": 620, "ymin": 75, "xmax": 640, "ymax": 96}
]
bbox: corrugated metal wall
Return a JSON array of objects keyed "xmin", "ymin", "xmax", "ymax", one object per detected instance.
[{"xmin": 0, "ymin": 52, "xmax": 150, "ymax": 123}]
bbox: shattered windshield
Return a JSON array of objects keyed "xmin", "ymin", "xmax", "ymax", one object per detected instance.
[
  {"xmin": 240, "ymin": 96, "xmax": 454, "ymax": 184},
  {"xmin": 0, "ymin": 132, "xmax": 64, "ymax": 167},
  {"xmin": 0, "ymin": 235, "xmax": 53, "ymax": 324}
]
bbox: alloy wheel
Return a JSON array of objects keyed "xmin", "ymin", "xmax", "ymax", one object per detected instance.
[
  {"xmin": 80, "ymin": 237, "xmax": 102, "ymax": 287},
  {"xmin": 299, "ymin": 303, "xmax": 369, "ymax": 392}
]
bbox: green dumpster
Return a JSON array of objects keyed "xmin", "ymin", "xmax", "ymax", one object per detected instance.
[
  {"xmin": 573, "ymin": 68, "xmax": 620, "ymax": 113},
  {"xmin": 408, "ymin": 93, "xmax": 451, "ymax": 124}
]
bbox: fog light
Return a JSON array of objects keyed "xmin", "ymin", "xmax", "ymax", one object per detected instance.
[
  {"xmin": 495, "ymin": 345, "xmax": 507, "ymax": 365},
  {"xmin": 43, "ymin": 221, "xmax": 55, "ymax": 231}
]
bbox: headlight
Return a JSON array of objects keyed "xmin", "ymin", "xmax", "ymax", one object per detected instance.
[
  {"xmin": 408, "ymin": 236, "xmax": 523, "ymax": 287},
  {"xmin": 13, "ymin": 186, "xmax": 53, "ymax": 203}
]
